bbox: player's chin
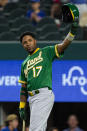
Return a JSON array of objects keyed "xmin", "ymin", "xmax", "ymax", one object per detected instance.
[{"xmin": 26, "ymin": 48, "xmax": 33, "ymax": 53}]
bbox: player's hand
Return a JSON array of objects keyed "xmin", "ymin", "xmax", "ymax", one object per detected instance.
[
  {"xmin": 19, "ymin": 108, "xmax": 26, "ymax": 120},
  {"xmin": 70, "ymin": 14, "xmax": 79, "ymax": 35}
]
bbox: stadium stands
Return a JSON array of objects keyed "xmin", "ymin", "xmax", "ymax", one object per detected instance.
[
  {"xmin": 37, "ymin": 24, "xmax": 59, "ymax": 39},
  {"xmin": 3, "ymin": 2, "xmax": 19, "ymax": 16},
  {"xmin": 0, "ymin": 0, "xmax": 86, "ymax": 41},
  {"xmin": 0, "ymin": 25, "xmax": 10, "ymax": 34},
  {"xmin": 8, "ymin": 8, "xmax": 26, "ymax": 22},
  {"xmin": 16, "ymin": 24, "xmax": 35, "ymax": 39},
  {"xmin": 36, "ymin": 17, "xmax": 55, "ymax": 29},
  {"xmin": 0, "ymin": 16, "xmax": 8, "ymax": 25},
  {"xmin": 39, "ymin": 32, "xmax": 62, "ymax": 41},
  {"xmin": 10, "ymin": 17, "xmax": 32, "ymax": 31},
  {"xmin": 0, "ymin": 32, "xmax": 17, "ymax": 41}
]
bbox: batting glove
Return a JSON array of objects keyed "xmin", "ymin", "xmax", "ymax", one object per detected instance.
[
  {"xmin": 19, "ymin": 108, "xmax": 26, "ymax": 120},
  {"xmin": 70, "ymin": 18, "xmax": 79, "ymax": 35}
]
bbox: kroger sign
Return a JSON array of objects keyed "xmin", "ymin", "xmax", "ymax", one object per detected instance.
[
  {"xmin": 62, "ymin": 66, "xmax": 87, "ymax": 95},
  {"xmin": 52, "ymin": 60, "xmax": 87, "ymax": 102}
]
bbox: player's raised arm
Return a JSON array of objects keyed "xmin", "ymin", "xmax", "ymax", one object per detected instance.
[
  {"xmin": 56, "ymin": 4, "xmax": 79, "ymax": 55},
  {"xmin": 56, "ymin": 26, "xmax": 76, "ymax": 54},
  {"xmin": 19, "ymin": 83, "xmax": 28, "ymax": 120}
]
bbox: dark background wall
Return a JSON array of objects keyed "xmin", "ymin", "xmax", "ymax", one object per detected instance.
[{"xmin": 0, "ymin": 41, "xmax": 87, "ymax": 60}]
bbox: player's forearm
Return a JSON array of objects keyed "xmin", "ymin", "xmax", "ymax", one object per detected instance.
[
  {"xmin": 20, "ymin": 95, "xmax": 27, "ymax": 102},
  {"xmin": 19, "ymin": 84, "xmax": 28, "ymax": 108},
  {"xmin": 19, "ymin": 96, "xmax": 26, "ymax": 108},
  {"xmin": 57, "ymin": 32, "xmax": 75, "ymax": 54}
]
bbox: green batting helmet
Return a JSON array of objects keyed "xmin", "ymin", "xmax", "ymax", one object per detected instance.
[{"xmin": 62, "ymin": 3, "xmax": 79, "ymax": 23}]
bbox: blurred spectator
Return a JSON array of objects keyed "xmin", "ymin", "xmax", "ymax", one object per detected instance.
[
  {"xmin": 0, "ymin": 0, "xmax": 8, "ymax": 11},
  {"xmin": 25, "ymin": 127, "xmax": 29, "ymax": 131},
  {"xmin": 48, "ymin": 127, "xmax": 59, "ymax": 131},
  {"xmin": 63, "ymin": 115, "xmax": 84, "ymax": 131},
  {"xmin": 70, "ymin": 0, "xmax": 87, "ymax": 27},
  {"xmin": 50, "ymin": 0, "xmax": 62, "ymax": 27},
  {"xmin": 8, "ymin": 0, "xmax": 18, "ymax": 2},
  {"xmin": 26, "ymin": 0, "xmax": 46, "ymax": 25},
  {"xmin": 61, "ymin": 0, "xmax": 70, "ymax": 4},
  {"xmin": 1, "ymin": 114, "xmax": 18, "ymax": 131},
  {"xmin": 0, "ymin": 125, "xmax": 5, "ymax": 130}
]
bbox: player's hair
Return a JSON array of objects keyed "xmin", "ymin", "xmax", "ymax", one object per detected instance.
[{"xmin": 20, "ymin": 31, "xmax": 36, "ymax": 43}]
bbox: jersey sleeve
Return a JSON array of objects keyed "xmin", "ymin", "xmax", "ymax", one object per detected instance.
[
  {"xmin": 18, "ymin": 64, "xmax": 27, "ymax": 84},
  {"xmin": 46, "ymin": 45, "xmax": 60, "ymax": 61}
]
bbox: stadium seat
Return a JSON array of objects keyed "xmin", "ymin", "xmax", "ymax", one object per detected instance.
[
  {"xmin": 42, "ymin": 0, "xmax": 52, "ymax": 4},
  {"xmin": 0, "ymin": 11, "xmax": 3, "ymax": 16},
  {"xmin": 37, "ymin": 24, "xmax": 59, "ymax": 37},
  {"xmin": 8, "ymin": 8, "xmax": 26, "ymax": 22},
  {"xmin": 3, "ymin": 3, "xmax": 19, "ymax": 16},
  {"xmin": 0, "ymin": 16, "xmax": 8, "ymax": 25},
  {"xmin": 26, "ymin": 3, "xmax": 32, "ymax": 11},
  {"xmin": 36, "ymin": 17, "xmax": 55, "ymax": 31},
  {"xmin": 10, "ymin": 17, "xmax": 32, "ymax": 31},
  {"xmin": 19, "ymin": 3, "xmax": 27, "ymax": 10},
  {"xmin": 43, "ymin": 3, "xmax": 52, "ymax": 9},
  {"xmin": 75, "ymin": 27, "xmax": 84, "ymax": 40},
  {"xmin": 16, "ymin": 24, "xmax": 36, "ymax": 39},
  {"xmin": 19, "ymin": 0, "xmax": 29, "ymax": 4},
  {"xmin": 40, "ymin": 8, "xmax": 50, "ymax": 16},
  {"xmin": 18, "ymin": 0, "xmax": 28, "ymax": 9},
  {"xmin": 83, "ymin": 27, "xmax": 87, "ymax": 40},
  {"xmin": 59, "ymin": 22, "xmax": 69, "ymax": 31},
  {"xmin": 59, "ymin": 23, "xmax": 71, "ymax": 36},
  {"xmin": 39, "ymin": 32, "xmax": 62, "ymax": 41},
  {"xmin": 0, "ymin": 25, "xmax": 10, "ymax": 33},
  {"xmin": 0, "ymin": 32, "xmax": 17, "ymax": 41}
]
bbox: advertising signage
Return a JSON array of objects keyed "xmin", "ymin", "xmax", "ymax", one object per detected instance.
[{"xmin": 0, "ymin": 60, "xmax": 87, "ymax": 102}]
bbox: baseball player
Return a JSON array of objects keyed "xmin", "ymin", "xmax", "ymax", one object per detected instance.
[{"xmin": 18, "ymin": 4, "xmax": 79, "ymax": 131}]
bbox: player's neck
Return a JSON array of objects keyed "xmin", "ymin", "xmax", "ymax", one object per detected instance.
[{"xmin": 29, "ymin": 47, "xmax": 37, "ymax": 55}]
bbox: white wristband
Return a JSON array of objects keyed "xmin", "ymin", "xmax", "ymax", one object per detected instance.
[{"xmin": 66, "ymin": 32, "xmax": 75, "ymax": 41}]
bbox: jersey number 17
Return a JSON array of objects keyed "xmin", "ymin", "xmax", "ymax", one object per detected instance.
[{"xmin": 32, "ymin": 66, "xmax": 42, "ymax": 78}]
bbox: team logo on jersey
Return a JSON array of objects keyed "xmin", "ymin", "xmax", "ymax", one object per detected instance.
[{"xmin": 24, "ymin": 51, "xmax": 43, "ymax": 77}]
